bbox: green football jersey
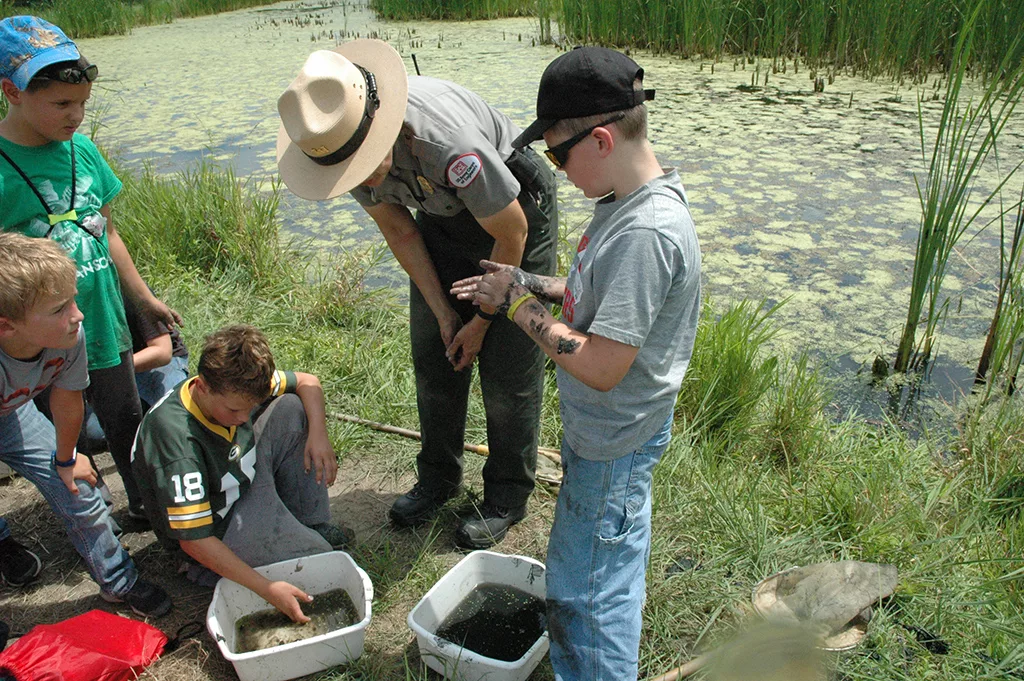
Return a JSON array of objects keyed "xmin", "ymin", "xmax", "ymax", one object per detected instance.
[{"xmin": 131, "ymin": 371, "xmax": 296, "ymax": 545}]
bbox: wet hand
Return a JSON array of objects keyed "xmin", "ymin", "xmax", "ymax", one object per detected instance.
[
  {"xmin": 450, "ymin": 260, "xmax": 528, "ymax": 314},
  {"xmin": 265, "ymin": 581, "xmax": 312, "ymax": 624},
  {"xmin": 304, "ymin": 435, "xmax": 338, "ymax": 486},
  {"xmin": 446, "ymin": 318, "xmax": 487, "ymax": 371}
]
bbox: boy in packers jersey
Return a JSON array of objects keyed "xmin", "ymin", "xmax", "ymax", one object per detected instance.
[{"xmin": 131, "ymin": 324, "xmax": 351, "ymax": 623}]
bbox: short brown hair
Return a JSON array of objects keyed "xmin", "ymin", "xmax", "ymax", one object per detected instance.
[
  {"xmin": 197, "ymin": 325, "xmax": 275, "ymax": 401},
  {"xmin": 0, "ymin": 232, "xmax": 77, "ymax": 321},
  {"xmin": 549, "ymin": 79, "xmax": 647, "ymax": 142}
]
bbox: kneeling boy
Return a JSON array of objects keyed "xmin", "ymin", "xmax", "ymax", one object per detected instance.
[{"xmin": 132, "ymin": 324, "xmax": 350, "ymax": 622}]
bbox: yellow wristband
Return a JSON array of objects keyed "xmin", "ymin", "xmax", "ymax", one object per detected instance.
[{"xmin": 506, "ymin": 293, "xmax": 535, "ymax": 321}]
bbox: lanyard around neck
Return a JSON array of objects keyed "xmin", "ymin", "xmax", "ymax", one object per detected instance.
[{"xmin": 0, "ymin": 138, "xmax": 80, "ymax": 237}]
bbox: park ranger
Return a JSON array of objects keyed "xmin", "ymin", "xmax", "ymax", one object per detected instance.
[{"xmin": 277, "ymin": 39, "xmax": 557, "ymax": 549}]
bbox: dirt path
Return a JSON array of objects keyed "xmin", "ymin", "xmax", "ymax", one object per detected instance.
[{"xmin": 0, "ymin": 445, "xmax": 558, "ymax": 680}]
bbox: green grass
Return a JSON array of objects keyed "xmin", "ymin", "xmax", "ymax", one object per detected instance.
[
  {"xmin": 369, "ymin": 0, "xmax": 535, "ymax": 21},
  {"xmin": 105, "ymin": 153, "xmax": 1024, "ymax": 679},
  {"xmin": 2, "ymin": 0, "xmax": 285, "ymax": 38}
]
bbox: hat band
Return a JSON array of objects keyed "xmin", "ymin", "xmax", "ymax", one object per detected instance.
[{"xmin": 306, "ymin": 64, "xmax": 381, "ymax": 167}]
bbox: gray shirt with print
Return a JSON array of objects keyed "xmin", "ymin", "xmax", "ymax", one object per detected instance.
[
  {"xmin": 350, "ymin": 76, "xmax": 523, "ymax": 219},
  {"xmin": 0, "ymin": 327, "xmax": 89, "ymax": 418},
  {"xmin": 557, "ymin": 171, "xmax": 702, "ymax": 461}
]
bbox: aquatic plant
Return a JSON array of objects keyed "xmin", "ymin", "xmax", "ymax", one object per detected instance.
[
  {"xmin": 1, "ymin": 0, "xmax": 285, "ymax": 39},
  {"xmin": 892, "ymin": 11, "xmax": 1024, "ymax": 373},
  {"xmin": 369, "ymin": 0, "xmax": 535, "ymax": 21},
  {"xmin": 976, "ymin": 184, "xmax": 1024, "ymax": 389}
]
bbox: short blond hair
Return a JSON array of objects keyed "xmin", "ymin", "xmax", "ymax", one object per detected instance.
[
  {"xmin": 0, "ymin": 232, "xmax": 77, "ymax": 321},
  {"xmin": 198, "ymin": 324, "xmax": 276, "ymax": 401}
]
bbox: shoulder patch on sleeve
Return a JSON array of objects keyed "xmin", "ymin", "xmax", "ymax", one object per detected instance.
[{"xmin": 446, "ymin": 153, "xmax": 483, "ymax": 188}]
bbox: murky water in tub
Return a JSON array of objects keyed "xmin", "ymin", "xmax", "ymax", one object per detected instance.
[
  {"xmin": 234, "ymin": 587, "xmax": 359, "ymax": 653},
  {"xmin": 434, "ymin": 583, "xmax": 546, "ymax": 662}
]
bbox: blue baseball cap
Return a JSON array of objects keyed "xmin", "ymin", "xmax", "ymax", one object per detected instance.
[{"xmin": 0, "ymin": 16, "xmax": 81, "ymax": 90}]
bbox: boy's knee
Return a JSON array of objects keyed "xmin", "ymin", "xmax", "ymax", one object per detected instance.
[{"xmin": 262, "ymin": 393, "xmax": 307, "ymax": 433}]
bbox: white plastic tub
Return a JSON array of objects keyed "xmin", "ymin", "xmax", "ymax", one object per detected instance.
[
  {"xmin": 206, "ymin": 551, "xmax": 373, "ymax": 681},
  {"xmin": 408, "ymin": 550, "xmax": 549, "ymax": 681}
]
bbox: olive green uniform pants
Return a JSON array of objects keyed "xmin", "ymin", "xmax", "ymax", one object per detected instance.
[{"xmin": 410, "ymin": 148, "xmax": 557, "ymax": 508}]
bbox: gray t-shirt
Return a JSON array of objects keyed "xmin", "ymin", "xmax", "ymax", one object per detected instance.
[
  {"xmin": 350, "ymin": 76, "xmax": 522, "ymax": 219},
  {"xmin": 0, "ymin": 327, "xmax": 89, "ymax": 418},
  {"xmin": 557, "ymin": 170, "xmax": 701, "ymax": 461}
]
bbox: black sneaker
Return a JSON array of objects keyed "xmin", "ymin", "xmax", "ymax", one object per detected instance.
[
  {"xmin": 0, "ymin": 536, "xmax": 42, "ymax": 587},
  {"xmin": 101, "ymin": 578, "xmax": 172, "ymax": 618},
  {"xmin": 310, "ymin": 523, "xmax": 355, "ymax": 550},
  {"xmin": 455, "ymin": 502, "xmax": 527, "ymax": 550},
  {"xmin": 120, "ymin": 506, "xmax": 152, "ymax": 533},
  {"xmin": 389, "ymin": 483, "xmax": 461, "ymax": 528}
]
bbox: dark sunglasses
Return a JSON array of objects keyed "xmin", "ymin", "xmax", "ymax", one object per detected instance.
[
  {"xmin": 37, "ymin": 64, "xmax": 99, "ymax": 85},
  {"xmin": 543, "ymin": 113, "xmax": 626, "ymax": 169}
]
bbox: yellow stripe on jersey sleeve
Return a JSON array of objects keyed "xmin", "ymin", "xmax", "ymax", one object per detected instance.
[
  {"xmin": 167, "ymin": 502, "xmax": 211, "ymax": 516},
  {"xmin": 166, "ymin": 502, "xmax": 213, "ymax": 529}
]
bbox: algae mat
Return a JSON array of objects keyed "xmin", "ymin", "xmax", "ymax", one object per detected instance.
[{"xmin": 79, "ymin": 1, "xmax": 1024, "ymax": 368}]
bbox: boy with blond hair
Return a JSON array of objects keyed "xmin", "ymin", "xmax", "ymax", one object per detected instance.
[
  {"xmin": 0, "ymin": 16, "xmax": 180, "ymax": 526},
  {"xmin": 0, "ymin": 232, "xmax": 171, "ymax": 616},
  {"xmin": 132, "ymin": 325, "xmax": 351, "ymax": 623},
  {"xmin": 452, "ymin": 47, "xmax": 702, "ymax": 680}
]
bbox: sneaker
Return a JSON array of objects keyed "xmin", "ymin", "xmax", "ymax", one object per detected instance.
[
  {"xmin": 389, "ymin": 483, "xmax": 461, "ymax": 528},
  {"xmin": 101, "ymin": 578, "xmax": 172, "ymax": 618},
  {"xmin": 455, "ymin": 502, "xmax": 526, "ymax": 550},
  {"xmin": 120, "ymin": 506, "xmax": 151, "ymax": 533},
  {"xmin": 0, "ymin": 537, "xmax": 42, "ymax": 587},
  {"xmin": 310, "ymin": 523, "xmax": 355, "ymax": 550}
]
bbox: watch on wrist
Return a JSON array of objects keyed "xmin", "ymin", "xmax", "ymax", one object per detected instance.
[
  {"xmin": 475, "ymin": 309, "xmax": 500, "ymax": 322},
  {"xmin": 52, "ymin": 448, "xmax": 78, "ymax": 469}
]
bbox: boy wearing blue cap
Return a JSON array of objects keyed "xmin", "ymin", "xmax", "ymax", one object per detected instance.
[
  {"xmin": 0, "ymin": 16, "xmax": 181, "ymax": 525},
  {"xmin": 452, "ymin": 47, "xmax": 702, "ymax": 681}
]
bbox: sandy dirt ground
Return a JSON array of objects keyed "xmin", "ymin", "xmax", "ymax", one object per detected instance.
[{"xmin": 0, "ymin": 444, "xmax": 559, "ymax": 680}]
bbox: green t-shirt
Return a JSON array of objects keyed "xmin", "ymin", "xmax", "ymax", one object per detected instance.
[
  {"xmin": 0, "ymin": 133, "xmax": 130, "ymax": 370},
  {"xmin": 131, "ymin": 371, "xmax": 297, "ymax": 546}
]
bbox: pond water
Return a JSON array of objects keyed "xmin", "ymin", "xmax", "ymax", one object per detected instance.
[{"xmin": 78, "ymin": 0, "xmax": 1024, "ymax": 416}]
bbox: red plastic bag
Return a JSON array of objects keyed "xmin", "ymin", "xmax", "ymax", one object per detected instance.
[{"xmin": 0, "ymin": 610, "xmax": 167, "ymax": 681}]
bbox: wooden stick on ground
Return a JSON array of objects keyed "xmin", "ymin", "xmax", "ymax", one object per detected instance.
[{"xmin": 333, "ymin": 412, "xmax": 563, "ymax": 485}]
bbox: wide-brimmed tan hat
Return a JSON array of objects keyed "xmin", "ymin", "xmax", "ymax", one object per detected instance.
[{"xmin": 277, "ymin": 39, "xmax": 408, "ymax": 201}]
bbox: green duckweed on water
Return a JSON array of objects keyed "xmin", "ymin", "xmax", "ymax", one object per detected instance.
[{"xmin": 76, "ymin": 0, "xmax": 1024, "ymax": 372}]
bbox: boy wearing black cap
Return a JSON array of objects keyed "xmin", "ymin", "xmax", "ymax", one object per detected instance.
[{"xmin": 451, "ymin": 47, "xmax": 702, "ymax": 681}]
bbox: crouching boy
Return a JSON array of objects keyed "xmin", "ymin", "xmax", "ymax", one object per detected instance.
[
  {"xmin": 131, "ymin": 324, "xmax": 351, "ymax": 622},
  {"xmin": 451, "ymin": 47, "xmax": 702, "ymax": 680},
  {"xmin": 0, "ymin": 232, "xmax": 171, "ymax": 616}
]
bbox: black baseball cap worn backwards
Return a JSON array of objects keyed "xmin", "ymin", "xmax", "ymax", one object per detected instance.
[{"xmin": 513, "ymin": 46, "xmax": 656, "ymax": 148}]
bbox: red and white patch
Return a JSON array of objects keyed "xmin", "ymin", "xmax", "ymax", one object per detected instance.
[{"xmin": 446, "ymin": 153, "xmax": 482, "ymax": 188}]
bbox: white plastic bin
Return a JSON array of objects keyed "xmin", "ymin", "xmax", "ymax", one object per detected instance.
[
  {"xmin": 206, "ymin": 551, "xmax": 373, "ymax": 681},
  {"xmin": 408, "ymin": 550, "xmax": 548, "ymax": 681}
]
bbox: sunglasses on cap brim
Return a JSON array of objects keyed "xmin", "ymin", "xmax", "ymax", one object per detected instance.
[
  {"xmin": 35, "ymin": 64, "xmax": 99, "ymax": 85},
  {"xmin": 543, "ymin": 112, "xmax": 626, "ymax": 169}
]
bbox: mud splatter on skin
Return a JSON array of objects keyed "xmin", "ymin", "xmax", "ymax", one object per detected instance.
[{"xmin": 556, "ymin": 337, "xmax": 581, "ymax": 355}]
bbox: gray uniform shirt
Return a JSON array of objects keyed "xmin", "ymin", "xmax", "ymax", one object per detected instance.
[
  {"xmin": 557, "ymin": 171, "xmax": 702, "ymax": 461},
  {"xmin": 350, "ymin": 76, "xmax": 523, "ymax": 219},
  {"xmin": 0, "ymin": 327, "xmax": 89, "ymax": 418}
]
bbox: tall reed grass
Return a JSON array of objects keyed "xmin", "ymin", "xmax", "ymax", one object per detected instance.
[
  {"xmin": 553, "ymin": 0, "xmax": 1024, "ymax": 78},
  {"xmin": 2, "ymin": 0, "xmax": 284, "ymax": 39},
  {"xmin": 370, "ymin": 0, "xmax": 534, "ymax": 21},
  {"xmin": 893, "ymin": 9, "xmax": 1024, "ymax": 373}
]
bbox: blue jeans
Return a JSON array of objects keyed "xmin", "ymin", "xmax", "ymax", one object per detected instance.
[
  {"xmin": 546, "ymin": 415, "xmax": 673, "ymax": 681},
  {"xmin": 0, "ymin": 401, "xmax": 137, "ymax": 596},
  {"xmin": 0, "ymin": 516, "xmax": 9, "ymax": 541}
]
